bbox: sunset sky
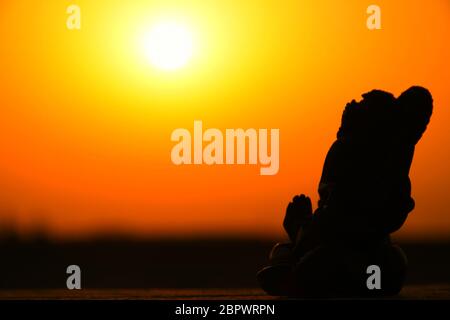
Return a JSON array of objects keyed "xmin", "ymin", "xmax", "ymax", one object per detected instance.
[{"xmin": 0, "ymin": 0, "xmax": 449, "ymax": 240}]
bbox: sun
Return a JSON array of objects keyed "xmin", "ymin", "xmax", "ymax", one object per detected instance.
[{"xmin": 140, "ymin": 21, "xmax": 194, "ymax": 71}]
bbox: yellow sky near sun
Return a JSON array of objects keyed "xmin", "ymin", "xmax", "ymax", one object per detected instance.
[{"xmin": 0, "ymin": 0, "xmax": 449, "ymax": 239}]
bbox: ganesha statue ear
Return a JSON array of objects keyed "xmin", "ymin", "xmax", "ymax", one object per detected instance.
[{"xmin": 397, "ymin": 86, "xmax": 433, "ymax": 144}]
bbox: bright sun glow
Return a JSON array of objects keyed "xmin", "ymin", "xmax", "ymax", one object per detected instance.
[{"xmin": 141, "ymin": 21, "xmax": 194, "ymax": 71}]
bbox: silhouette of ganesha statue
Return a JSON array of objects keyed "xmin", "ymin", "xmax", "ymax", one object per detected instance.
[{"xmin": 257, "ymin": 86, "xmax": 433, "ymax": 297}]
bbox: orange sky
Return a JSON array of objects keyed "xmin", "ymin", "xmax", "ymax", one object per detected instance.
[{"xmin": 0, "ymin": 0, "xmax": 449, "ymax": 240}]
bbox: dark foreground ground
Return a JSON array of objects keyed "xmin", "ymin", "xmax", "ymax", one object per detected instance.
[
  {"xmin": 0, "ymin": 286, "xmax": 450, "ymax": 300},
  {"xmin": 0, "ymin": 237, "xmax": 449, "ymax": 299}
]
